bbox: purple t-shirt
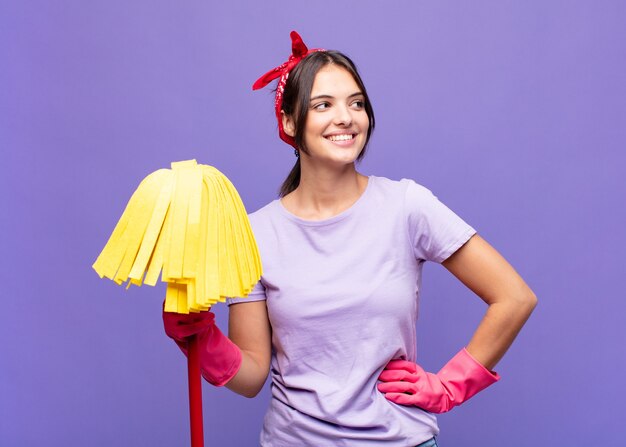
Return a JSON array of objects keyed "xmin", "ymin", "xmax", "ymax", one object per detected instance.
[{"xmin": 227, "ymin": 176, "xmax": 476, "ymax": 446}]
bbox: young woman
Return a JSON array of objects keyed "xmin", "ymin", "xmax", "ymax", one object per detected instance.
[{"xmin": 164, "ymin": 31, "xmax": 537, "ymax": 447}]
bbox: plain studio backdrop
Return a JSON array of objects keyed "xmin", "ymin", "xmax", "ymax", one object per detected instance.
[{"xmin": 1, "ymin": 1, "xmax": 624, "ymax": 446}]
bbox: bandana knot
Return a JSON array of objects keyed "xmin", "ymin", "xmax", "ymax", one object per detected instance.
[{"xmin": 252, "ymin": 31, "xmax": 324, "ymax": 148}]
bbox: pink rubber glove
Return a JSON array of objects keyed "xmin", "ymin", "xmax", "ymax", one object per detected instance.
[
  {"xmin": 377, "ymin": 348, "xmax": 500, "ymax": 413},
  {"xmin": 163, "ymin": 306, "xmax": 242, "ymax": 387}
]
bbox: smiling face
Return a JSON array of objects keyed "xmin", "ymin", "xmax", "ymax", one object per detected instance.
[{"xmin": 283, "ymin": 64, "xmax": 370, "ymax": 168}]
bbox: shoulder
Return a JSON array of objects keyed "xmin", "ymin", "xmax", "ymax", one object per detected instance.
[
  {"xmin": 245, "ymin": 199, "xmax": 284, "ymax": 244},
  {"xmin": 248, "ymin": 200, "xmax": 277, "ymax": 223},
  {"xmin": 369, "ymin": 175, "xmax": 435, "ymax": 203},
  {"xmin": 377, "ymin": 176, "xmax": 457, "ymax": 225}
]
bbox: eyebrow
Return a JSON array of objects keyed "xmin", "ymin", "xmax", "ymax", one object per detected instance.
[{"xmin": 310, "ymin": 92, "xmax": 363, "ymax": 102}]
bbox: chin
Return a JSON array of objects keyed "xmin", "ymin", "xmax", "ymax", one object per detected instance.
[{"xmin": 329, "ymin": 151, "xmax": 363, "ymax": 166}]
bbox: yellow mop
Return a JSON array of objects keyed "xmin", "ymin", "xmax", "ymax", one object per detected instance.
[{"xmin": 93, "ymin": 159, "xmax": 261, "ymax": 446}]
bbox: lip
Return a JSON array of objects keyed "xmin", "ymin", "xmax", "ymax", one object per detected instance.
[
  {"xmin": 323, "ymin": 130, "xmax": 358, "ymax": 138},
  {"xmin": 323, "ymin": 131, "xmax": 359, "ymax": 147}
]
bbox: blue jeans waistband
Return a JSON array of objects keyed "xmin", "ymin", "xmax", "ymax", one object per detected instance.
[{"xmin": 415, "ymin": 437, "xmax": 438, "ymax": 447}]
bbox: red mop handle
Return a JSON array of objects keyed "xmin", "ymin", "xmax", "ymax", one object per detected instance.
[{"xmin": 188, "ymin": 334, "xmax": 204, "ymax": 447}]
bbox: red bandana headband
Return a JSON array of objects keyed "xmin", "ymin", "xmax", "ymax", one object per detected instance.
[{"xmin": 252, "ymin": 31, "xmax": 325, "ymax": 148}]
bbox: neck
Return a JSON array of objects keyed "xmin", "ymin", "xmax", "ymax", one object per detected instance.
[{"xmin": 283, "ymin": 162, "xmax": 368, "ymax": 220}]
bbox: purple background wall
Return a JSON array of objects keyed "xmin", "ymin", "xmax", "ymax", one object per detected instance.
[{"xmin": 2, "ymin": 1, "xmax": 625, "ymax": 445}]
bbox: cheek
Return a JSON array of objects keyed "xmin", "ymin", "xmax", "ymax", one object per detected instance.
[
  {"xmin": 299, "ymin": 125, "xmax": 320, "ymax": 152},
  {"xmin": 358, "ymin": 112, "xmax": 370, "ymax": 130},
  {"xmin": 304, "ymin": 116, "xmax": 328, "ymax": 140}
]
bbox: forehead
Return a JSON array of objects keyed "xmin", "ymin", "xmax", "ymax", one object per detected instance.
[{"xmin": 311, "ymin": 65, "xmax": 361, "ymax": 96}]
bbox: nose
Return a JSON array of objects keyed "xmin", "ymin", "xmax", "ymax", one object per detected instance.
[{"xmin": 333, "ymin": 104, "xmax": 353, "ymax": 126}]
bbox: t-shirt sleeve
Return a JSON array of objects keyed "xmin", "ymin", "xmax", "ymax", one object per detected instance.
[
  {"xmin": 225, "ymin": 278, "xmax": 267, "ymax": 305},
  {"xmin": 403, "ymin": 179, "xmax": 477, "ymax": 263}
]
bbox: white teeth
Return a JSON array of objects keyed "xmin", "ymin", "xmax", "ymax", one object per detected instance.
[{"xmin": 326, "ymin": 134, "xmax": 354, "ymax": 142}]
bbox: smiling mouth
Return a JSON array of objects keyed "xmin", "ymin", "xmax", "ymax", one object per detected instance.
[{"xmin": 324, "ymin": 134, "xmax": 356, "ymax": 142}]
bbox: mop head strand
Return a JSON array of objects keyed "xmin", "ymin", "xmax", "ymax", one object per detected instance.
[{"xmin": 93, "ymin": 159, "xmax": 262, "ymax": 314}]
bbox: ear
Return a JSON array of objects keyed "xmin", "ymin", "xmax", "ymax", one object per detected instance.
[{"xmin": 281, "ymin": 111, "xmax": 295, "ymax": 137}]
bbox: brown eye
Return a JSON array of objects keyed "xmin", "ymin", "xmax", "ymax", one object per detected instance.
[{"xmin": 313, "ymin": 102, "xmax": 330, "ymax": 111}]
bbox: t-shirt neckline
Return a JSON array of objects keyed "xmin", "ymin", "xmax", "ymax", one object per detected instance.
[{"xmin": 275, "ymin": 175, "xmax": 375, "ymax": 226}]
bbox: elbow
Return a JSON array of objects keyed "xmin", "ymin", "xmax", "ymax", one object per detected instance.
[
  {"xmin": 224, "ymin": 365, "xmax": 269, "ymax": 398},
  {"xmin": 234, "ymin": 378, "xmax": 267, "ymax": 398},
  {"xmin": 497, "ymin": 286, "xmax": 537, "ymax": 320},
  {"xmin": 241, "ymin": 386, "xmax": 263, "ymax": 399},
  {"xmin": 529, "ymin": 292, "xmax": 538, "ymax": 310},
  {"xmin": 519, "ymin": 290, "xmax": 538, "ymax": 319}
]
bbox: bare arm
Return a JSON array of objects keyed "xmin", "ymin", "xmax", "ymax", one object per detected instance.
[
  {"xmin": 224, "ymin": 300, "xmax": 272, "ymax": 398},
  {"xmin": 441, "ymin": 234, "xmax": 537, "ymax": 370}
]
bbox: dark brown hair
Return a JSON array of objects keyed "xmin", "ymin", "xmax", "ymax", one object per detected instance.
[{"xmin": 278, "ymin": 50, "xmax": 375, "ymax": 197}]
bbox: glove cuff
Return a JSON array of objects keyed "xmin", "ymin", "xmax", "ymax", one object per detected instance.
[
  {"xmin": 437, "ymin": 348, "xmax": 500, "ymax": 408},
  {"xmin": 197, "ymin": 324, "xmax": 242, "ymax": 387}
]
